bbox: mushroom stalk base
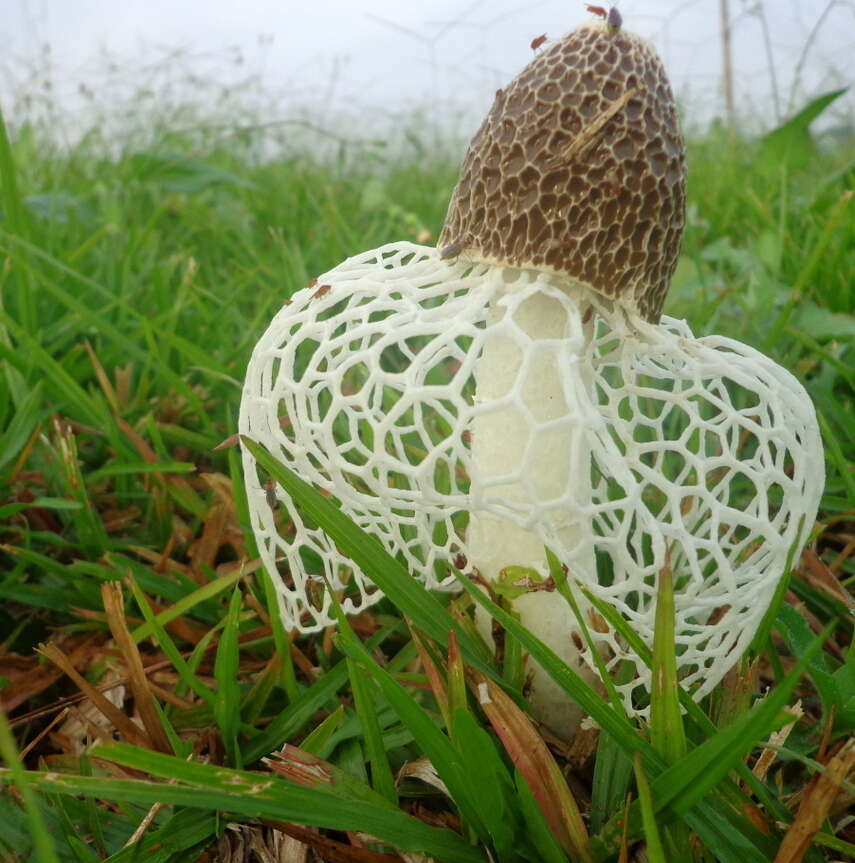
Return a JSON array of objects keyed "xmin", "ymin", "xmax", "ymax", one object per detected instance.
[{"xmin": 468, "ymin": 283, "xmax": 597, "ymax": 738}]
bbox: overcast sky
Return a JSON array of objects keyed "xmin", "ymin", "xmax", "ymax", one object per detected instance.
[{"xmin": 2, "ymin": 1, "xmax": 853, "ymax": 141}]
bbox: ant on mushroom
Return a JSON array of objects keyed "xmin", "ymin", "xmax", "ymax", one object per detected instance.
[
  {"xmin": 439, "ymin": 241, "xmax": 462, "ymax": 260},
  {"xmin": 264, "ymin": 479, "xmax": 278, "ymax": 511},
  {"xmin": 586, "ymin": 4, "xmax": 622, "ymax": 32}
]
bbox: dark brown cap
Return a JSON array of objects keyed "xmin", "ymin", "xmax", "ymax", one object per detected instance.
[{"xmin": 438, "ymin": 20, "xmax": 686, "ymax": 323}]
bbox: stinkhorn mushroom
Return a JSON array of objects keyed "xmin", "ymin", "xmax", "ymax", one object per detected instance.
[{"xmin": 240, "ymin": 12, "xmax": 824, "ymax": 735}]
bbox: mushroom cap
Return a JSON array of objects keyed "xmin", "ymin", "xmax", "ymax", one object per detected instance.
[{"xmin": 439, "ymin": 19, "xmax": 686, "ymax": 323}]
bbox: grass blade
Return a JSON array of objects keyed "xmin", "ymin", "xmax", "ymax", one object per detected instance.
[
  {"xmin": 5, "ymin": 749, "xmax": 488, "ymax": 863},
  {"xmin": 590, "ymin": 732, "xmax": 633, "ymax": 834},
  {"xmin": 347, "ymin": 658, "xmax": 398, "ymax": 805},
  {"xmin": 515, "ymin": 769, "xmax": 571, "ymax": 863},
  {"xmin": 0, "ymin": 107, "xmax": 34, "ymax": 342},
  {"xmin": 599, "ymin": 622, "xmax": 835, "ymax": 853},
  {"xmin": 650, "ymin": 572, "xmax": 695, "ymax": 863},
  {"xmin": 213, "ymin": 585, "xmax": 244, "ymax": 766},
  {"xmin": 332, "ymin": 610, "xmax": 492, "ymax": 845},
  {"xmin": 583, "ymin": 584, "xmax": 802, "ymax": 820},
  {"xmin": 101, "ymin": 581, "xmax": 172, "ymax": 754},
  {"xmin": 0, "ymin": 708, "xmax": 61, "ymax": 863},
  {"xmin": 472, "ymin": 671, "xmax": 593, "ymax": 863},
  {"xmin": 649, "ymin": 558, "xmax": 687, "ymax": 765},
  {"xmin": 242, "ymin": 628, "xmax": 392, "ymax": 763},
  {"xmin": 448, "ymin": 705, "xmax": 526, "ymax": 858},
  {"xmin": 633, "ymin": 753, "xmax": 666, "ymax": 863},
  {"xmin": 129, "ymin": 565, "xmax": 244, "ymax": 642},
  {"xmin": 298, "ymin": 704, "xmax": 346, "ymax": 755},
  {"xmin": 126, "ymin": 574, "xmax": 217, "ymax": 708},
  {"xmin": 101, "ymin": 809, "xmax": 219, "ymax": 863},
  {"xmin": 654, "ymin": 623, "xmax": 833, "ymax": 819}
]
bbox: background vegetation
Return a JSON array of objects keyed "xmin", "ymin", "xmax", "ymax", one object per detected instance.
[{"xmin": 0, "ymin": 77, "xmax": 853, "ymax": 862}]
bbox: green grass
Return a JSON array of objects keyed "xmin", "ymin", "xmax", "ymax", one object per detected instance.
[{"xmin": 0, "ymin": 89, "xmax": 853, "ymax": 863}]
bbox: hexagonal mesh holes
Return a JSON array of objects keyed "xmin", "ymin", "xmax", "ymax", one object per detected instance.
[{"xmin": 240, "ymin": 241, "xmax": 823, "ymax": 715}]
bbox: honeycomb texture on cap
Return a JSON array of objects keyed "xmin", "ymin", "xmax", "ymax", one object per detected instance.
[{"xmin": 439, "ymin": 20, "xmax": 686, "ymax": 322}]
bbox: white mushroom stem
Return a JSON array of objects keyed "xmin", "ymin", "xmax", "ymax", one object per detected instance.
[{"xmin": 468, "ymin": 274, "xmax": 598, "ymax": 736}]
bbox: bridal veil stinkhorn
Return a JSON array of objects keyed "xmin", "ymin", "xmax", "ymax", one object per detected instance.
[{"xmin": 240, "ymin": 13, "xmax": 824, "ymax": 735}]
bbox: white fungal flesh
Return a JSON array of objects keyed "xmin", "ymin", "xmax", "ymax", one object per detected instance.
[
  {"xmin": 240, "ymin": 241, "xmax": 824, "ymax": 719},
  {"xmin": 467, "ymin": 285, "xmax": 597, "ymax": 735}
]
